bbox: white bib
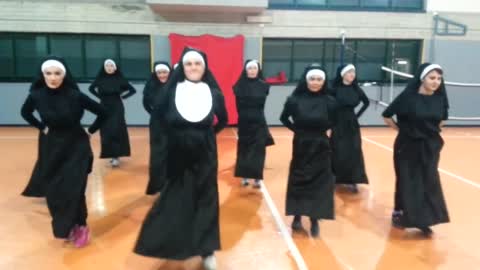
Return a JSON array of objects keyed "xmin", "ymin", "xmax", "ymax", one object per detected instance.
[{"xmin": 175, "ymin": 80, "xmax": 213, "ymax": 123}]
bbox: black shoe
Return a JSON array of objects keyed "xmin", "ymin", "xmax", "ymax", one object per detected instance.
[
  {"xmin": 420, "ymin": 227, "xmax": 433, "ymax": 237},
  {"xmin": 350, "ymin": 184, "xmax": 359, "ymax": 193},
  {"xmin": 310, "ymin": 219, "xmax": 319, "ymax": 238},
  {"xmin": 253, "ymin": 179, "xmax": 262, "ymax": 189},
  {"xmin": 391, "ymin": 211, "xmax": 404, "ymax": 229},
  {"xmin": 241, "ymin": 178, "xmax": 249, "ymax": 187},
  {"xmin": 291, "ymin": 216, "xmax": 303, "ymax": 231}
]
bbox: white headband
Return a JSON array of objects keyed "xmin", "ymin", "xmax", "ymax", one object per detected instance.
[
  {"xmin": 155, "ymin": 64, "xmax": 170, "ymax": 73},
  {"xmin": 104, "ymin": 59, "xmax": 117, "ymax": 70},
  {"xmin": 173, "ymin": 63, "xmax": 179, "ymax": 69},
  {"xmin": 246, "ymin": 60, "xmax": 260, "ymax": 70},
  {"xmin": 420, "ymin": 64, "xmax": 442, "ymax": 80},
  {"xmin": 306, "ymin": 69, "xmax": 326, "ymax": 80},
  {"xmin": 341, "ymin": 64, "xmax": 355, "ymax": 77},
  {"xmin": 182, "ymin": 51, "xmax": 205, "ymax": 66},
  {"xmin": 41, "ymin": 60, "xmax": 66, "ymax": 75}
]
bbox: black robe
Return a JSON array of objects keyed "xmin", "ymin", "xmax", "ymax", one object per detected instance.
[
  {"xmin": 22, "ymin": 132, "xmax": 48, "ymax": 197},
  {"xmin": 330, "ymin": 84, "xmax": 369, "ymax": 184},
  {"xmin": 134, "ymin": 82, "xmax": 228, "ymax": 260},
  {"xmin": 234, "ymin": 78, "xmax": 273, "ymax": 180},
  {"xmin": 21, "ymin": 87, "xmax": 105, "ymax": 238},
  {"xmin": 383, "ymin": 91, "xmax": 450, "ymax": 228},
  {"xmin": 280, "ymin": 91, "xmax": 337, "ymax": 219},
  {"xmin": 143, "ymin": 75, "xmax": 169, "ymax": 195},
  {"xmin": 89, "ymin": 75, "xmax": 136, "ymax": 158}
]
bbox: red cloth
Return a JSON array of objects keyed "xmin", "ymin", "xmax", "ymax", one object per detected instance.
[
  {"xmin": 169, "ymin": 33, "xmax": 244, "ymax": 125},
  {"xmin": 265, "ymin": 71, "xmax": 288, "ymax": 85}
]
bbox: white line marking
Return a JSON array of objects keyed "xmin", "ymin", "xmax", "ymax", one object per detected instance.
[
  {"xmin": 364, "ymin": 135, "xmax": 480, "ymax": 139},
  {"xmin": 362, "ymin": 137, "xmax": 480, "ymax": 190},
  {"xmin": 230, "ymin": 128, "xmax": 309, "ymax": 270}
]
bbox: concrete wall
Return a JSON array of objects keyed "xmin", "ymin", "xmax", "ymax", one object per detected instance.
[{"xmin": 427, "ymin": 0, "xmax": 480, "ymax": 13}]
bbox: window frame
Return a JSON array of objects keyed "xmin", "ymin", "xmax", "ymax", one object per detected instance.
[
  {"xmin": 268, "ymin": 0, "xmax": 425, "ymax": 12},
  {"xmin": 262, "ymin": 38, "xmax": 422, "ymax": 84},
  {"xmin": 0, "ymin": 32, "xmax": 151, "ymax": 83}
]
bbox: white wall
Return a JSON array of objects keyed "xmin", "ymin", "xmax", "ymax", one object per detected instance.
[{"xmin": 428, "ymin": 0, "xmax": 480, "ymax": 13}]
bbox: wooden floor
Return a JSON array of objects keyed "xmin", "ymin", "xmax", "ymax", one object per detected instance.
[{"xmin": 1, "ymin": 126, "xmax": 480, "ymax": 270}]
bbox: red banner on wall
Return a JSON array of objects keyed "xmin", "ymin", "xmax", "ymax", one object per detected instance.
[{"xmin": 169, "ymin": 33, "xmax": 244, "ymax": 125}]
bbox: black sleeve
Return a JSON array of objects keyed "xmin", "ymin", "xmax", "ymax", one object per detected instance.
[
  {"xmin": 214, "ymin": 90, "xmax": 228, "ymax": 134},
  {"xmin": 328, "ymin": 96, "xmax": 339, "ymax": 127},
  {"xmin": 280, "ymin": 96, "xmax": 295, "ymax": 132},
  {"xmin": 382, "ymin": 92, "xmax": 404, "ymax": 118},
  {"xmin": 442, "ymin": 95, "xmax": 449, "ymax": 120},
  {"xmin": 142, "ymin": 83, "xmax": 153, "ymax": 114},
  {"xmin": 121, "ymin": 82, "xmax": 137, "ymax": 99},
  {"xmin": 80, "ymin": 93, "xmax": 107, "ymax": 134},
  {"xmin": 88, "ymin": 82, "xmax": 100, "ymax": 98},
  {"xmin": 356, "ymin": 88, "xmax": 370, "ymax": 118},
  {"xmin": 20, "ymin": 94, "xmax": 45, "ymax": 131}
]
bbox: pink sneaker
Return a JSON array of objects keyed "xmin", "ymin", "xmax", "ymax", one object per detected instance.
[
  {"xmin": 74, "ymin": 226, "xmax": 90, "ymax": 248},
  {"xmin": 67, "ymin": 225, "xmax": 80, "ymax": 242}
]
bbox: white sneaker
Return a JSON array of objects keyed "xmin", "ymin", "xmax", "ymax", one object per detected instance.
[
  {"xmin": 111, "ymin": 158, "xmax": 120, "ymax": 167},
  {"xmin": 203, "ymin": 255, "xmax": 217, "ymax": 270},
  {"xmin": 241, "ymin": 178, "xmax": 249, "ymax": 187}
]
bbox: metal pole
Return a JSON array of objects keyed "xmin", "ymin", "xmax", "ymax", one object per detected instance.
[
  {"xmin": 430, "ymin": 12, "xmax": 438, "ymax": 62},
  {"xmin": 390, "ymin": 42, "xmax": 395, "ymax": 102},
  {"xmin": 340, "ymin": 29, "xmax": 346, "ymax": 66}
]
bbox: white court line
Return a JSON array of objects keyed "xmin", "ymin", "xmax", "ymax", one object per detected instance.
[
  {"xmin": 362, "ymin": 137, "xmax": 480, "ymax": 190},
  {"xmin": 364, "ymin": 135, "xmax": 480, "ymax": 139},
  {"xmin": 230, "ymin": 128, "xmax": 309, "ymax": 270}
]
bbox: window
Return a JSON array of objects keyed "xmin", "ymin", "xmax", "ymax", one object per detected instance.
[
  {"xmin": 119, "ymin": 36, "xmax": 150, "ymax": 80},
  {"xmin": 0, "ymin": 34, "xmax": 14, "ymax": 78},
  {"xmin": 329, "ymin": 0, "xmax": 360, "ymax": 8},
  {"xmin": 268, "ymin": 0, "xmax": 424, "ymax": 11},
  {"xmin": 361, "ymin": 0, "xmax": 389, "ymax": 8},
  {"xmin": 386, "ymin": 40, "xmax": 421, "ymax": 81},
  {"xmin": 263, "ymin": 40, "xmax": 293, "ymax": 82},
  {"xmin": 392, "ymin": 0, "xmax": 423, "ymax": 9},
  {"xmin": 262, "ymin": 38, "xmax": 421, "ymax": 83},
  {"xmin": 50, "ymin": 34, "xmax": 85, "ymax": 79},
  {"xmin": 356, "ymin": 40, "xmax": 387, "ymax": 81},
  {"xmin": 85, "ymin": 35, "xmax": 118, "ymax": 78},
  {"xmin": 0, "ymin": 33, "xmax": 151, "ymax": 82},
  {"xmin": 15, "ymin": 34, "xmax": 48, "ymax": 79}
]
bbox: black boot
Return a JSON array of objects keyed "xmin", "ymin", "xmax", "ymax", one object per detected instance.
[
  {"xmin": 291, "ymin": 215, "xmax": 303, "ymax": 231},
  {"xmin": 419, "ymin": 227, "xmax": 433, "ymax": 237},
  {"xmin": 391, "ymin": 210, "xmax": 404, "ymax": 229},
  {"xmin": 310, "ymin": 218, "xmax": 319, "ymax": 238}
]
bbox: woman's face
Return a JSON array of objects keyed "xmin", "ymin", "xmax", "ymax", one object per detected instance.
[
  {"xmin": 246, "ymin": 65, "xmax": 259, "ymax": 79},
  {"xmin": 183, "ymin": 58, "xmax": 205, "ymax": 82},
  {"xmin": 422, "ymin": 70, "xmax": 443, "ymax": 93},
  {"xmin": 343, "ymin": 70, "xmax": 356, "ymax": 85},
  {"xmin": 156, "ymin": 70, "xmax": 170, "ymax": 83},
  {"xmin": 104, "ymin": 63, "xmax": 116, "ymax": 75},
  {"xmin": 307, "ymin": 76, "xmax": 325, "ymax": 92},
  {"xmin": 43, "ymin": 66, "xmax": 65, "ymax": 89}
]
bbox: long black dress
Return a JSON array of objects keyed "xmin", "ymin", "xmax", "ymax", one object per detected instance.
[
  {"xmin": 234, "ymin": 61, "xmax": 273, "ymax": 180},
  {"xmin": 134, "ymin": 48, "xmax": 228, "ymax": 260},
  {"xmin": 382, "ymin": 66, "xmax": 449, "ymax": 229},
  {"xmin": 330, "ymin": 79, "xmax": 369, "ymax": 185},
  {"xmin": 22, "ymin": 132, "xmax": 48, "ymax": 197},
  {"xmin": 143, "ymin": 61, "xmax": 171, "ymax": 195},
  {"xmin": 280, "ymin": 67, "xmax": 337, "ymax": 220},
  {"xmin": 21, "ymin": 70, "xmax": 105, "ymax": 238},
  {"xmin": 89, "ymin": 66, "xmax": 136, "ymax": 159}
]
